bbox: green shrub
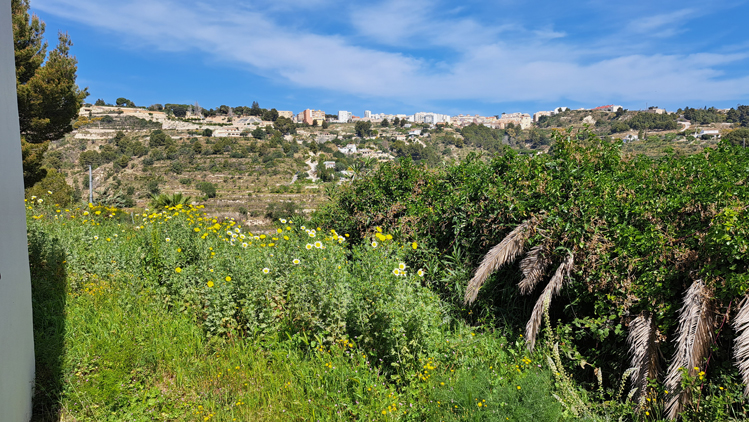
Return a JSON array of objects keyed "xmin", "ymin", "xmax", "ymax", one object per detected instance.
[{"xmin": 196, "ymin": 181, "xmax": 217, "ymax": 198}]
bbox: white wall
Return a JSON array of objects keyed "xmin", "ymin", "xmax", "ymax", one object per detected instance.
[{"xmin": 0, "ymin": 0, "xmax": 36, "ymax": 420}]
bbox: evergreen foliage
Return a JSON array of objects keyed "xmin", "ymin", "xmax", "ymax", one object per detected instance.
[{"xmin": 13, "ymin": 0, "xmax": 87, "ymax": 187}]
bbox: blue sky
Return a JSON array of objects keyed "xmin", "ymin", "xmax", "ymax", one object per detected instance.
[{"xmin": 31, "ymin": 0, "xmax": 749, "ymax": 117}]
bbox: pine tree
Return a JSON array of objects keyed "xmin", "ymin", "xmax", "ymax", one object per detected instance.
[{"xmin": 13, "ymin": 0, "xmax": 88, "ymax": 187}]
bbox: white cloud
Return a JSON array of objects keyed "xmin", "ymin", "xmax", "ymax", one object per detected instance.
[
  {"xmin": 33, "ymin": 0, "xmax": 749, "ymax": 107},
  {"xmin": 627, "ymin": 9, "xmax": 696, "ymax": 37}
]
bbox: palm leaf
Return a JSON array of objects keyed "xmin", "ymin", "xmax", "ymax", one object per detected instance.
[
  {"xmin": 464, "ymin": 217, "xmax": 538, "ymax": 305},
  {"xmin": 664, "ymin": 279, "xmax": 715, "ymax": 419},
  {"xmin": 519, "ymin": 244, "xmax": 551, "ymax": 295},
  {"xmin": 732, "ymin": 296, "xmax": 749, "ymax": 396},
  {"xmin": 627, "ymin": 312, "xmax": 661, "ymax": 404},
  {"xmin": 525, "ymin": 253, "xmax": 574, "ymax": 352}
]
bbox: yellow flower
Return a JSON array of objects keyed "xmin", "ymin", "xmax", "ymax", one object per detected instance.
[
  {"xmin": 225, "ymin": 276, "xmax": 231, "ymax": 282},
  {"xmin": 207, "ymin": 281, "xmax": 214, "ymax": 287},
  {"xmin": 277, "ymin": 228, "xmax": 283, "ymax": 233},
  {"xmin": 177, "ymin": 248, "xmax": 182, "ymax": 252},
  {"xmin": 260, "ymin": 234, "xmax": 266, "ymax": 239},
  {"xmin": 283, "ymin": 236, "xmax": 289, "ymax": 240},
  {"xmin": 175, "ymin": 267, "xmax": 182, "ymax": 273},
  {"xmin": 194, "ymin": 228, "xmax": 200, "ymax": 232},
  {"xmin": 376, "ymin": 226, "xmax": 382, "ymax": 232},
  {"xmin": 517, "ymin": 386, "xmax": 521, "ymax": 390},
  {"xmin": 412, "ymin": 242, "xmax": 417, "ymax": 249}
]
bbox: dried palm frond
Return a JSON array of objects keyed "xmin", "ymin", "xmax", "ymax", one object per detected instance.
[
  {"xmin": 732, "ymin": 295, "xmax": 749, "ymax": 396},
  {"xmin": 627, "ymin": 312, "xmax": 661, "ymax": 404},
  {"xmin": 525, "ymin": 253, "xmax": 574, "ymax": 351},
  {"xmin": 464, "ymin": 216, "xmax": 539, "ymax": 305},
  {"xmin": 664, "ymin": 279, "xmax": 715, "ymax": 420},
  {"xmin": 519, "ymin": 244, "xmax": 551, "ymax": 295}
]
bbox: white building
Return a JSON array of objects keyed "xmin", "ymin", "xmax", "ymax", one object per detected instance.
[
  {"xmin": 338, "ymin": 110, "xmax": 352, "ymax": 123},
  {"xmin": 364, "ymin": 110, "xmax": 371, "ymax": 119},
  {"xmin": 533, "ymin": 111, "xmax": 555, "ymax": 122},
  {"xmin": 339, "ymin": 143, "xmax": 358, "ymax": 154},
  {"xmin": 412, "ymin": 112, "xmax": 451, "ymax": 125},
  {"xmin": 699, "ymin": 129, "xmax": 720, "ymax": 138}
]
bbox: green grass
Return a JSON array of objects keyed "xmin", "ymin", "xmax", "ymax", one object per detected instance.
[{"xmin": 28, "ymin": 202, "xmax": 565, "ymax": 421}]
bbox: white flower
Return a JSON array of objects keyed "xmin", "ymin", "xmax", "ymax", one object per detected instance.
[
  {"xmin": 398, "ymin": 263, "xmax": 406, "ymax": 270},
  {"xmin": 306, "ymin": 243, "xmax": 313, "ymax": 250},
  {"xmin": 392, "ymin": 268, "xmax": 400, "ymax": 276},
  {"xmin": 293, "ymin": 259, "xmax": 300, "ymax": 265},
  {"xmin": 262, "ymin": 268, "xmax": 270, "ymax": 274},
  {"xmin": 417, "ymin": 269, "xmax": 425, "ymax": 277},
  {"xmin": 242, "ymin": 242, "xmax": 248, "ymax": 248},
  {"xmin": 371, "ymin": 241, "xmax": 378, "ymax": 248},
  {"xmin": 165, "ymin": 237, "xmax": 171, "ymax": 242},
  {"xmin": 280, "ymin": 218, "xmax": 287, "ymax": 223}
]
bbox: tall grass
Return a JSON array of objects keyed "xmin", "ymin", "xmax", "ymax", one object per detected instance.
[{"xmin": 28, "ymin": 200, "xmax": 563, "ymax": 421}]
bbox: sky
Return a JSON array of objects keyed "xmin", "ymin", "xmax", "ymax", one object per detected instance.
[{"xmin": 30, "ymin": 0, "xmax": 749, "ymax": 117}]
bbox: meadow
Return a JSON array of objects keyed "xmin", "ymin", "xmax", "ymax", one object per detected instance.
[{"xmin": 28, "ymin": 201, "xmax": 566, "ymax": 421}]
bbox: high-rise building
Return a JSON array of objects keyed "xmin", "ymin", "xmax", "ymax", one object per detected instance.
[{"xmin": 364, "ymin": 110, "xmax": 371, "ymax": 119}]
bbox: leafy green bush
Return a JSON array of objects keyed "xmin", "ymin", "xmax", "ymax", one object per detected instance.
[
  {"xmin": 265, "ymin": 201, "xmax": 299, "ymax": 220},
  {"xmin": 196, "ymin": 181, "xmax": 217, "ymax": 198},
  {"xmin": 26, "ymin": 169, "xmax": 75, "ymax": 206},
  {"xmin": 314, "ymin": 129, "xmax": 749, "ymax": 405}
]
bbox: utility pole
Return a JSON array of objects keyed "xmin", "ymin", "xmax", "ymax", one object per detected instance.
[{"xmin": 89, "ymin": 165, "xmax": 93, "ymax": 204}]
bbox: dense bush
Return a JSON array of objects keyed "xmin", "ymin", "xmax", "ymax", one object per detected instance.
[
  {"xmin": 196, "ymin": 181, "xmax": 217, "ymax": 198},
  {"xmin": 314, "ymin": 129, "xmax": 749, "ymax": 415}
]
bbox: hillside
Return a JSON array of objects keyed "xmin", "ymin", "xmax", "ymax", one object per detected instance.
[{"xmin": 42, "ymin": 105, "xmax": 749, "ymax": 231}]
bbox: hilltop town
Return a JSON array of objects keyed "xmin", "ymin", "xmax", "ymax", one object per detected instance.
[{"xmin": 42, "ymin": 100, "xmax": 748, "ymax": 228}]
